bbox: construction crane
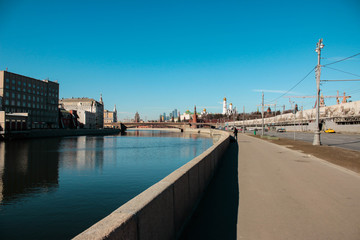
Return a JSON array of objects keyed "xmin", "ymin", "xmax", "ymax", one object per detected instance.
[{"xmin": 285, "ymin": 91, "xmax": 351, "ymax": 108}]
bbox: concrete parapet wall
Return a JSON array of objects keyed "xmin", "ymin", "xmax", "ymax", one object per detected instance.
[
  {"xmin": 73, "ymin": 129, "xmax": 230, "ymax": 240},
  {"xmin": 228, "ymin": 100, "xmax": 360, "ymax": 133}
]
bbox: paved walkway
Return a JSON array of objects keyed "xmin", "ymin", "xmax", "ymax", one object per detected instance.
[{"xmin": 181, "ymin": 134, "xmax": 360, "ymax": 240}]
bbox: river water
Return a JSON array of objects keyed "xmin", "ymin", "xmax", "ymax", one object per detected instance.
[{"xmin": 0, "ymin": 130, "xmax": 213, "ymax": 239}]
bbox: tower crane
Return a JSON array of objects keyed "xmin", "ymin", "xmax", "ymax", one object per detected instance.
[{"xmin": 285, "ymin": 91, "xmax": 351, "ymax": 108}]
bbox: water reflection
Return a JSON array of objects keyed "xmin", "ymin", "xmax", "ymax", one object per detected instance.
[
  {"xmin": 0, "ymin": 130, "xmax": 213, "ymax": 239},
  {"xmin": 0, "ymin": 139, "xmax": 60, "ymax": 204},
  {"xmin": 59, "ymin": 136, "xmax": 104, "ymax": 170}
]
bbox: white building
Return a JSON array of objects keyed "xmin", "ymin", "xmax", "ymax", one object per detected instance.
[
  {"xmin": 180, "ymin": 110, "xmax": 192, "ymax": 121},
  {"xmin": 59, "ymin": 96, "xmax": 104, "ymax": 129},
  {"xmin": 222, "ymin": 97, "xmax": 227, "ymax": 114},
  {"xmin": 223, "ymin": 97, "xmax": 237, "ymax": 115}
]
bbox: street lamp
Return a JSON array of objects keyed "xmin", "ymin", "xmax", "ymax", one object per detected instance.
[{"xmin": 313, "ymin": 39, "xmax": 324, "ymax": 145}]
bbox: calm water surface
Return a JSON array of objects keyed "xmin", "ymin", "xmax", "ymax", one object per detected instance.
[{"xmin": 0, "ymin": 130, "xmax": 213, "ymax": 239}]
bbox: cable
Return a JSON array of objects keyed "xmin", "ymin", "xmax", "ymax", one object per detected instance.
[
  {"xmin": 322, "ymin": 52, "xmax": 360, "ymax": 67},
  {"xmin": 322, "ymin": 66, "xmax": 360, "ymax": 77},
  {"xmin": 266, "ymin": 66, "xmax": 316, "ymax": 104}
]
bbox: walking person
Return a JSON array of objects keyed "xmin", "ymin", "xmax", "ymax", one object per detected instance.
[{"xmin": 233, "ymin": 127, "xmax": 238, "ymax": 140}]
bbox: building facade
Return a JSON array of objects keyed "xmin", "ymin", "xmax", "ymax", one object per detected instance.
[
  {"xmin": 104, "ymin": 105, "xmax": 117, "ymax": 124},
  {"xmin": 0, "ymin": 71, "xmax": 59, "ymax": 129},
  {"xmin": 59, "ymin": 97, "xmax": 104, "ymax": 129},
  {"xmin": 134, "ymin": 112, "xmax": 140, "ymax": 123}
]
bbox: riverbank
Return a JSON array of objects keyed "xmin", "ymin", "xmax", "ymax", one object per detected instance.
[
  {"xmin": 127, "ymin": 128, "xmax": 181, "ymax": 132},
  {"xmin": 1, "ymin": 128, "xmax": 122, "ymax": 141}
]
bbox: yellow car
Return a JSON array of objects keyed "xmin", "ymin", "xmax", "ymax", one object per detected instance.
[{"xmin": 324, "ymin": 128, "xmax": 335, "ymax": 133}]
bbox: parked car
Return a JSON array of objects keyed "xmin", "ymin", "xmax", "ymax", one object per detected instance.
[
  {"xmin": 324, "ymin": 128, "xmax": 335, "ymax": 133},
  {"xmin": 277, "ymin": 128, "xmax": 286, "ymax": 132}
]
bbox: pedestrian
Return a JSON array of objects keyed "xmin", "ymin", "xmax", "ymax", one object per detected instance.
[{"xmin": 233, "ymin": 127, "xmax": 238, "ymax": 140}]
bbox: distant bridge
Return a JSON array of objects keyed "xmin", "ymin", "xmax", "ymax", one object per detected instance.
[{"xmin": 104, "ymin": 122, "xmax": 217, "ymax": 131}]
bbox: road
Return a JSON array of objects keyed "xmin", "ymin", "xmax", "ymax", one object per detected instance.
[
  {"xmin": 237, "ymin": 134, "xmax": 360, "ymax": 239},
  {"xmin": 258, "ymin": 130, "xmax": 360, "ymax": 152}
]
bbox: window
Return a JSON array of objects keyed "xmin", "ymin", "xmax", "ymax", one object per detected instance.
[
  {"xmin": 5, "ymin": 92, "xmax": 9, "ymax": 97},
  {"xmin": 5, "ymin": 100, "xmax": 9, "ymax": 105},
  {"xmin": 11, "ymin": 100, "xmax": 15, "ymax": 106},
  {"xmin": 33, "ymin": 96, "xmax": 35, "ymax": 101},
  {"xmin": 18, "ymin": 94, "xmax": 21, "ymax": 99},
  {"xmin": 28, "ymin": 83, "xmax": 31, "ymax": 87},
  {"xmin": 23, "ymin": 95, "xmax": 26, "ymax": 100},
  {"xmin": 5, "ymin": 79, "xmax": 9, "ymax": 83},
  {"xmin": 17, "ymin": 101, "xmax": 20, "ymax": 106},
  {"xmin": 22, "ymin": 102, "xmax": 26, "ymax": 107},
  {"xmin": 37, "ymin": 97, "xmax": 39, "ymax": 102},
  {"xmin": 5, "ymin": 84, "xmax": 9, "ymax": 89},
  {"xmin": 28, "ymin": 103, "xmax": 31, "ymax": 107},
  {"xmin": 12, "ymin": 79, "xmax": 15, "ymax": 84},
  {"xmin": 12, "ymin": 93, "xmax": 15, "ymax": 98},
  {"xmin": 28, "ymin": 96, "xmax": 31, "ymax": 100}
]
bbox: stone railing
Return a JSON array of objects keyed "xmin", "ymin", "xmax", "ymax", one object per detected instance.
[{"xmin": 73, "ymin": 129, "xmax": 230, "ymax": 240}]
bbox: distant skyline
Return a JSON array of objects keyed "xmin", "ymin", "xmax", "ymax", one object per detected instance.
[{"xmin": 1, "ymin": 0, "xmax": 359, "ymax": 120}]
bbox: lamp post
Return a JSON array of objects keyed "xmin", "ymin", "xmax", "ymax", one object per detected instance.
[{"xmin": 313, "ymin": 39, "xmax": 324, "ymax": 145}]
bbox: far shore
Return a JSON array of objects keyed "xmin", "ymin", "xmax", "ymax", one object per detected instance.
[{"xmin": 126, "ymin": 128, "xmax": 182, "ymax": 132}]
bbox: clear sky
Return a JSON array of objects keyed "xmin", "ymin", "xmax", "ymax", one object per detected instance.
[{"xmin": 1, "ymin": 0, "xmax": 359, "ymax": 120}]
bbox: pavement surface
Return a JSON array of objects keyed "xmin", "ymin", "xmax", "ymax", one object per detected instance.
[
  {"xmin": 181, "ymin": 133, "xmax": 360, "ymax": 240},
  {"xmin": 265, "ymin": 130, "xmax": 360, "ymax": 152}
]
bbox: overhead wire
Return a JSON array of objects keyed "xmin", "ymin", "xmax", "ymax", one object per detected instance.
[
  {"xmin": 266, "ymin": 66, "xmax": 315, "ymax": 104},
  {"xmin": 264, "ymin": 52, "xmax": 360, "ymax": 106},
  {"xmin": 322, "ymin": 66, "xmax": 360, "ymax": 77},
  {"xmin": 322, "ymin": 52, "xmax": 360, "ymax": 67}
]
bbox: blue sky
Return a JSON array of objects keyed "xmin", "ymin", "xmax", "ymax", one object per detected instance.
[{"xmin": 1, "ymin": 0, "xmax": 359, "ymax": 120}]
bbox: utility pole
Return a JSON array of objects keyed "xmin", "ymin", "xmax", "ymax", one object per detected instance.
[
  {"xmin": 243, "ymin": 106, "xmax": 245, "ymax": 133},
  {"xmin": 261, "ymin": 92, "xmax": 265, "ymax": 136},
  {"xmin": 293, "ymin": 102, "xmax": 296, "ymax": 140},
  {"xmin": 313, "ymin": 39, "xmax": 324, "ymax": 145}
]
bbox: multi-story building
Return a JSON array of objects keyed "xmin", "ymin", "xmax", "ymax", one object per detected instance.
[
  {"xmin": 134, "ymin": 112, "xmax": 140, "ymax": 123},
  {"xmin": 104, "ymin": 105, "xmax": 117, "ymax": 124},
  {"xmin": 0, "ymin": 71, "xmax": 59, "ymax": 129},
  {"xmin": 59, "ymin": 97, "xmax": 104, "ymax": 129}
]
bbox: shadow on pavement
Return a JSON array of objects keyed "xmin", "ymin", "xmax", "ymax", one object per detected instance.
[{"xmin": 180, "ymin": 139, "xmax": 239, "ymax": 240}]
